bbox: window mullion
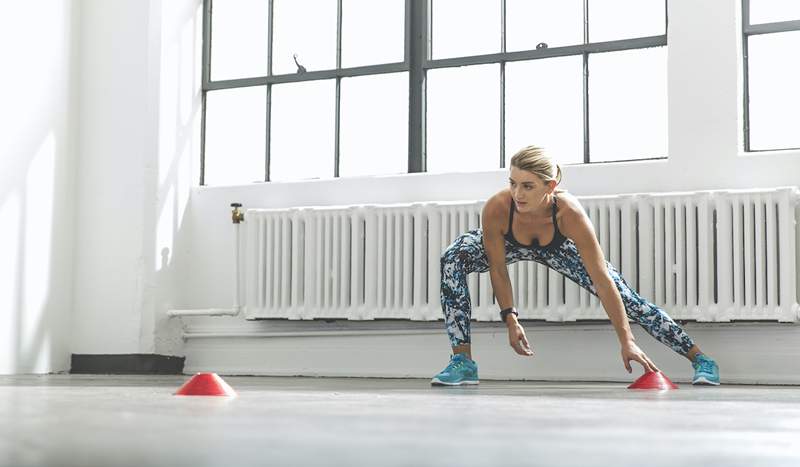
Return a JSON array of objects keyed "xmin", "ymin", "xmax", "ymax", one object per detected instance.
[
  {"xmin": 335, "ymin": 0, "xmax": 343, "ymax": 178},
  {"xmin": 500, "ymin": 0, "xmax": 506, "ymax": 168},
  {"xmin": 265, "ymin": 0, "xmax": 274, "ymax": 181},
  {"xmin": 742, "ymin": 0, "xmax": 750, "ymax": 26},
  {"xmin": 742, "ymin": 0, "xmax": 751, "ymax": 152},
  {"xmin": 746, "ymin": 20, "xmax": 800, "ymax": 35},
  {"xmin": 583, "ymin": 0, "xmax": 590, "ymax": 163},
  {"xmin": 200, "ymin": 0, "xmax": 212, "ymax": 185},
  {"xmin": 408, "ymin": 0, "xmax": 429, "ymax": 173}
]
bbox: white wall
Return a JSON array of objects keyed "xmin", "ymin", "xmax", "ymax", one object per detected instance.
[
  {"xmin": 71, "ymin": 0, "xmax": 199, "ymax": 357},
  {"xmin": 71, "ymin": 0, "xmax": 153, "ymax": 354},
  {"xmin": 0, "ymin": 1, "xmax": 80, "ymax": 374}
]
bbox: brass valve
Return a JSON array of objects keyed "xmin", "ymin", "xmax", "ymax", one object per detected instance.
[{"xmin": 231, "ymin": 203, "xmax": 244, "ymax": 224}]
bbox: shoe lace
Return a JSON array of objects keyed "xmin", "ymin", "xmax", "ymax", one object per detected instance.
[
  {"xmin": 446, "ymin": 359, "xmax": 468, "ymax": 372},
  {"xmin": 696, "ymin": 358, "xmax": 716, "ymax": 374}
]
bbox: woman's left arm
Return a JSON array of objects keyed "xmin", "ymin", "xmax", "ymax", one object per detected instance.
[{"xmin": 561, "ymin": 205, "xmax": 660, "ymax": 373}]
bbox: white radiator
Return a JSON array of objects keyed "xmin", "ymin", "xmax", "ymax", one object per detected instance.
[{"xmin": 243, "ymin": 187, "xmax": 800, "ymax": 323}]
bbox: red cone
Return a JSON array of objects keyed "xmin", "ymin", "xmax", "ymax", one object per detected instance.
[
  {"xmin": 175, "ymin": 372, "xmax": 237, "ymax": 396},
  {"xmin": 628, "ymin": 371, "xmax": 679, "ymax": 390}
]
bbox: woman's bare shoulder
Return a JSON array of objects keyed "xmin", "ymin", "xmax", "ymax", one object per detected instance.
[
  {"xmin": 486, "ymin": 188, "xmax": 512, "ymax": 206},
  {"xmin": 555, "ymin": 190, "xmax": 584, "ymax": 218},
  {"xmin": 482, "ymin": 189, "xmax": 512, "ymax": 225}
]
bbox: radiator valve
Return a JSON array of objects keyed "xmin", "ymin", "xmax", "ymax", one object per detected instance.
[{"xmin": 231, "ymin": 203, "xmax": 244, "ymax": 224}]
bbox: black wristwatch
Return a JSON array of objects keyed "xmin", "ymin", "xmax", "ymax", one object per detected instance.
[{"xmin": 500, "ymin": 307, "xmax": 519, "ymax": 323}]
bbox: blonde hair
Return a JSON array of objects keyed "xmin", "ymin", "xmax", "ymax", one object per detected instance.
[{"xmin": 509, "ymin": 145, "xmax": 562, "ymax": 185}]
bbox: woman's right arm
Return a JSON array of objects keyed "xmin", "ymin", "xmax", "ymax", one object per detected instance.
[
  {"xmin": 481, "ymin": 199, "xmax": 514, "ymax": 311},
  {"xmin": 482, "ymin": 197, "xmax": 535, "ymax": 357}
]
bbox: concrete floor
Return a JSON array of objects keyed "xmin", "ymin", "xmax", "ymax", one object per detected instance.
[{"xmin": 1, "ymin": 375, "xmax": 799, "ymax": 467}]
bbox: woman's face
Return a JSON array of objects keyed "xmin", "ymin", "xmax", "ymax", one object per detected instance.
[{"xmin": 508, "ymin": 166, "xmax": 554, "ymax": 213}]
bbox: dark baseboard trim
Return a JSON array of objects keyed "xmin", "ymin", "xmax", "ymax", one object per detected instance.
[{"xmin": 70, "ymin": 354, "xmax": 185, "ymax": 375}]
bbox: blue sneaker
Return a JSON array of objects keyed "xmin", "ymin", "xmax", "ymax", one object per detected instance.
[
  {"xmin": 431, "ymin": 353, "xmax": 479, "ymax": 386},
  {"xmin": 692, "ymin": 354, "xmax": 720, "ymax": 385}
]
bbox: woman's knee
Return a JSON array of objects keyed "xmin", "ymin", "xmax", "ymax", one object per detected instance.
[
  {"xmin": 440, "ymin": 253, "xmax": 465, "ymax": 281},
  {"xmin": 441, "ymin": 242, "xmax": 470, "ymax": 267}
]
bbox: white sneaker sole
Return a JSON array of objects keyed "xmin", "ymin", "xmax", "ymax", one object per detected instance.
[
  {"xmin": 430, "ymin": 378, "xmax": 479, "ymax": 386},
  {"xmin": 692, "ymin": 376, "xmax": 720, "ymax": 386}
]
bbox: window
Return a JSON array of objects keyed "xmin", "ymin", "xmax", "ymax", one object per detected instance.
[
  {"xmin": 201, "ymin": 0, "xmax": 667, "ymax": 185},
  {"xmin": 742, "ymin": 0, "xmax": 800, "ymax": 151},
  {"xmin": 202, "ymin": 0, "xmax": 405, "ymax": 185}
]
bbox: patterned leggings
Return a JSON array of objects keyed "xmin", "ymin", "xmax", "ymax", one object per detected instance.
[{"xmin": 440, "ymin": 228, "xmax": 695, "ymax": 357}]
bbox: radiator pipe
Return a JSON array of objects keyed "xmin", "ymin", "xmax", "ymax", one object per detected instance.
[{"xmin": 167, "ymin": 203, "xmax": 244, "ymax": 318}]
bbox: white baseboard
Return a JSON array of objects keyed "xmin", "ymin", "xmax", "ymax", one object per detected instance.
[{"xmin": 181, "ymin": 320, "xmax": 800, "ymax": 385}]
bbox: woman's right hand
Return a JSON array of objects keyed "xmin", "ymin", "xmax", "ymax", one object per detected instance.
[{"xmin": 507, "ymin": 321, "xmax": 534, "ymax": 356}]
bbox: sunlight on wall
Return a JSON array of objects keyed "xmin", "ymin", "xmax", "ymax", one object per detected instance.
[
  {"xmin": 155, "ymin": 0, "xmax": 201, "ymax": 271},
  {"xmin": 179, "ymin": 12, "xmax": 195, "ymax": 125},
  {"xmin": 0, "ymin": 193, "xmax": 21, "ymax": 370},
  {"xmin": 158, "ymin": 1, "xmax": 200, "ymax": 186},
  {"xmin": 23, "ymin": 133, "xmax": 55, "ymax": 369},
  {"xmin": 159, "ymin": 40, "xmax": 178, "ymax": 187},
  {"xmin": 156, "ymin": 185, "xmax": 176, "ymax": 271},
  {"xmin": 178, "ymin": 133, "xmax": 192, "ymax": 220},
  {"xmin": 0, "ymin": 2, "xmax": 64, "ymax": 151}
]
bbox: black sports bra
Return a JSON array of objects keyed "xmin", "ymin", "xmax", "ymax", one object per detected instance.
[{"xmin": 504, "ymin": 194, "xmax": 566, "ymax": 249}]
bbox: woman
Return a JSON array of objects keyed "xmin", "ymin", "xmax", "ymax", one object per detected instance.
[{"xmin": 432, "ymin": 145, "xmax": 720, "ymax": 386}]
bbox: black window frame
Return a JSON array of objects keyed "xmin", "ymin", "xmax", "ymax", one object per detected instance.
[
  {"xmin": 742, "ymin": 0, "xmax": 800, "ymax": 152},
  {"xmin": 200, "ymin": 0, "xmax": 668, "ymax": 185}
]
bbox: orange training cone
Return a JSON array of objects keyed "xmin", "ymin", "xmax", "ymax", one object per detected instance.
[
  {"xmin": 175, "ymin": 372, "xmax": 237, "ymax": 396},
  {"xmin": 627, "ymin": 370, "xmax": 679, "ymax": 390}
]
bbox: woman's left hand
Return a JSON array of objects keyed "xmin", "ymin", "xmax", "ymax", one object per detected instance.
[{"xmin": 621, "ymin": 341, "xmax": 660, "ymax": 374}]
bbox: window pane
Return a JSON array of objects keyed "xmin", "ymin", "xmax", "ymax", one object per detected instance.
[
  {"xmin": 427, "ymin": 64, "xmax": 500, "ymax": 173},
  {"xmin": 506, "ymin": 0, "xmax": 583, "ymax": 51},
  {"xmin": 342, "ymin": 0, "xmax": 404, "ymax": 68},
  {"xmin": 589, "ymin": 0, "xmax": 665, "ymax": 43},
  {"xmin": 750, "ymin": 0, "xmax": 800, "ymax": 24},
  {"xmin": 273, "ymin": 0, "xmax": 337, "ymax": 75},
  {"xmin": 589, "ymin": 47, "xmax": 666, "ymax": 162},
  {"xmin": 270, "ymin": 80, "xmax": 335, "ymax": 181},
  {"xmin": 210, "ymin": 0, "xmax": 269, "ymax": 81},
  {"xmin": 204, "ymin": 87, "xmax": 266, "ymax": 186},
  {"xmin": 748, "ymin": 31, "xmax": 800, "ymax": 150},
  {"xmin": 505, "ymin": 57, "xmax": 583, "ymax": 166},
  {"xmin": 432, "ymin": 0, "xmax": 500, "ymax": 59},
  {"xmin": 340, "ymin": 73, "xmax": 409, "ymax": 178}
]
